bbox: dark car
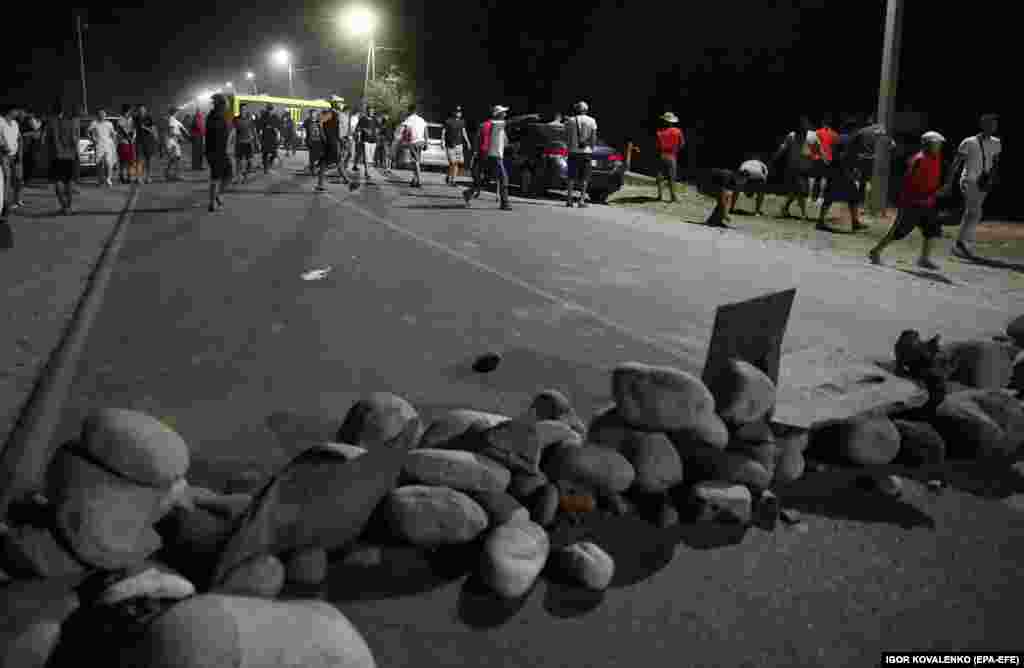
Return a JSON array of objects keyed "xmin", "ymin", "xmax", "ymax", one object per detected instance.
[{"xmin": 502, "ymin": 114, "xmax": 625, "ymax": 202}]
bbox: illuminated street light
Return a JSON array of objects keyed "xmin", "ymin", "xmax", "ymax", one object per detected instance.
[
  {"xmin": 245, "ymin": 71, "xmax": 257, "ymax": 94},
  {"xmin": 225, "ymin": 81, "xmax": 233, "ymax": 89},
  {"xmin": 271, "ymin": 48, "xmax": 294, "ymax": 97},
  {"xmin": 342, "ymin": 6, "xmax": 378, "ymax": 101}
]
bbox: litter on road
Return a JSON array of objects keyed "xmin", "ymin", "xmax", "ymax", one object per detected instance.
[{"xmin": 301, "ymin": 267, "xmax": 332, "ymax": 281}]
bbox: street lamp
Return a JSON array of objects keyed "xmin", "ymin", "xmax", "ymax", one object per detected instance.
[
  {"xmin": 342, "ymin": 6, "xmax": 377, "ymax": 100},
  {"xmin": 246, "ymin": 71, "xmax": 256, "ymax": 94},
  {"xmin": 272, "ymin": 48, "xmax": 294, "ymax": 97}
]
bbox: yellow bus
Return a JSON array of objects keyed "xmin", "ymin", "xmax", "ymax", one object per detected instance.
[{"xmin": 221, "ymin": 93, "xmax": 339, "ymax": 127}]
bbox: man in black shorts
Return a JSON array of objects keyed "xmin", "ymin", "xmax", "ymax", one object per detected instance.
[
  {"xmin": 355, "ymin": 105, "xmax": 378, "ymax": 180},
  {"xmin": 700, "ymin": 167, "xmax": 748, "ymax": 228},
  {"xmin": 205, "ymin": 94, "xmax": 234, "ymax": 212},
  {"xmin": 234, "ymin": 104, "xmax": 256, "ymax": 182}
]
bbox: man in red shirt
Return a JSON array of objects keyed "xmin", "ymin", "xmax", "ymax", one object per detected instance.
[
  {"xmin": 191, "ymin": 109, "xmax": 206, "ymax": 170},
  {"xmin": 869, "ymin": 131, "xmax": 946, "ymax": 270},
  {"xmin": 654, "ymin": 111, "xmax": 684, "ymax": 202},
  {"xmin": 465, "ymin": 112, "xmax": 493, "ymax": 201},
  {"xmin": 811, "ymin": 114, "xmax": 838, "ymax": 204}
]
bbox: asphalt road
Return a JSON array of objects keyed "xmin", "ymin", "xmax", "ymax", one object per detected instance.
[{"xmin": 54, "ymin": 157, "xmax": 1024, "ymax": 666}]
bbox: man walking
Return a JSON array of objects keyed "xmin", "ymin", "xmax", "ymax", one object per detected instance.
[
  {"xmin": 950, "ymin": 113, "xmax": 1001, "ymax": 259},
  {"xmin": 303, "ymin": 109, "xmax": 324, "ymax": 176},
  {"xmin": 565, "ymin": 101, "xmax": 598, "ymax": 207},
  {"xmin": 701, "ymin": 167, "xmax": 748, "ymax": 228},
  {"xmin": 164, "ymin": 108, "xmax": 189, "ymax": 181},
  {"xmin": 812, "ymin": 115, "xmax": 839, "ymax": 204},
  {"xmin": 355, "ymin": 105, "xmax": 379, "ymax": 181},
  {"xmin": 869, "ymin": 131, "xmax": 947, "ymax": 270},
  {"xmin": 463, "ymin": 105, "xmax": 510, "ymax": 209},
  {"xmin": 43, "ymin": 100, "xmax": 79, "ymax": 214},
  {"xmin": 234, "ymin": 105, "xmax": 256, "ymax": 182},
  {"xmin": 316, "ymin": 96, "xmax": 352, "ymax": 192},
  {"xmin": 88, "ymin": 108, "xmax": 117, "ymax": 187},
  {"xmin": 191, "ymin": 108, "xmax": 205, "ymax": 170},
  {"xmin": 396, "ymin": 103, "xmax": 428, "ymax": 188},
  {"xmin": 654, "ymin": 111, "xmax": 684, "ymax": 203},
  {"xmin": 442, "ymin": 106, "xmax": 471, "ymax": 186},
  {"xmin": 468, "ymin": 111, "xmax": 494, "ymax": 197},
  {"xmin": 773, "ymin": 116, "xmax": 821, "ymax": 220},
  {"xmin": 1, "ymin": 106, "xmax": 24, "ymax": 216},
  {"xmin": 204, "ymin": 94, "xmax": 234, "ymax": 212}
]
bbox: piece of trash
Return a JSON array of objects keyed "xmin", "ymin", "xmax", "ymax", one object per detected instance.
[
  {"xmin": 301, "ymin": 267, "xmax": 332, "ymax": 281},
  {"xmin": 472, "ymin": 352, "xmax": 502, "ymax": 373},
  {"xmin": 780, "ymin": 508, "xmax": 801, "ymax": 525}
]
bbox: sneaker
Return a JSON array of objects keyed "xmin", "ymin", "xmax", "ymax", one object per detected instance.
[
  {"xmin": 463, "ymin": 190, "xmax": 472, "ymax": 207},
  {"xmin": 208, "ymin": 204, "xmax": 216, "ymax": 212},
  {"xmin": 315, "ymin": 185, "xmax": 328, "ymax": 192},
  {"xmin": 500, "ymin": 202, "xmax": 511, "ymax": 210},
  {"xmin": 868, "ymin": 249, "xmax": 882, "ymax": 265},
  {"xmin": 815, "ymin": 222, "xmax": 839, "ymax": 233},
  {"xmin": 566, "ymin": 199, "xmax": 574, "ymax": 208},
  {"xmin": 916, "ymin": 257, "xmax": 940, "ymax": 270}
]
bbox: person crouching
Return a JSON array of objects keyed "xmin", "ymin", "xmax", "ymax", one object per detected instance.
[{"xmin": 699, "ymin": 167, "xmax": 748, "ymax": 228}]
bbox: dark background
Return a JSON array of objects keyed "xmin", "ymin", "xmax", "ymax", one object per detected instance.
[{"xmin": 3, "ymin": 1, "xmax": 1016, "ymax": 218}]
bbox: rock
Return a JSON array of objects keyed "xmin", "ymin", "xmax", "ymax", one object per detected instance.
[
  {"xmin": 156, "ymin": 505, "xmax": 235, "ymax": 568},
  {"xmin": 944, "ymin": 340, "xmax": 1016, "ymax": 389},
  {"xmin": 559, "ymin": 492, "xmax": 597, "ymax": 514},
  {"xmin": 0, "ymin": 620, "xmax": 63, "ymax": 668},
  {"xmin": 772, "ymin": 425, "xmax": 810, "ymax": 453},
  {"xmin": 341, "ymin": 542, "xmax": 384, "ymax": 568},
  {"xmin": 893, "ymin": 420, "xmax": 947, "ymax": 467},
  {"xmin": 934, "ymin": 389, "xmax": 1024, "ymax": 458},
  {"xmin": 387, "ymin": 485, "xmax": 488, "ymax": 546},
  {"xmin": 718, "ymin": 452, "xmax": 773, "ymax": 491},
  {"xmin": 126, "ymin": 594, "xmax": 376, "ymax": 668},
  {"xmin": 811, "ymin": 416, "xmax": 901, "ymax": 467},
  {"xmin": 100, "ymin": 567, "xmax": 196, "ymax": 605},
  {"xmin": 587, "ymin": 404, "xmax": 634, "ymax": 449},
  {"xmin": 535, "ymin": 420, "xmax": 584, "ymax": 449},
  {"xmin": 657, "ymin": 503, "xmax": 680, "ymax": 528},
  {"xmin": 285, "ymin": 546, "xmax": 328, "ymax": 586},
  {"xmin": 215, "ymin": 554, "xmax": 285, "ymax": 598},
  {"xmin": 530, "ymin": 483, "xmax": 560, "ymax": 527},
  {"xmin": 1011, "ymin": 354, "xmax": 1024, "ymax": 393},
  {"xmin": 469, "ymin": 490, "xmax": 529, "ymax": 526},
  {"xmin": 336, "ymin": 392, "xmax": 421, "ymax": 449},
  {"xmin": 619, "ymin": 431, "xmax": 683, "ymax": 494},
  {"xmin": 707, "ymin": 359, "xmax": 776, "ymax": 426},
  {"xmin": 734, "ymin": 420, "xmax": 776, "ymax": 445},
  {"xmin": 224, "ymin": 470, "xmax": 266, "ymax": 495},
  {"xmin": 318, "ymin": 442, "xmax": 368, "ymax": 460},
  {"xmin": 603, "ymin": 492, "xmax": 636, "ymax": 516},
  {"xmin": 755, "ymin": 490, "xmax": 780, "ymax": 529},
  {"xmin": 927, "ymin": 479, "xmax": 945, "ymax": 492},
  {"xmin": 0, "ymin": 523, "xmax": 88, "ymax": 578},
  {"xmin": 403, "ymin": 448, "xmax": 511, "ymax": 494},
  {"xmin": 79, "ymin": 409, "xmax": 190, "ymax": 487},
  {"xmin": 1012, "ymin": 461, "xmax": 1024, "ymax": 480},
  {"xmin": 418, "ymin": 410, "xmax": 501, "ymax": 451},
  {"xmin": 877, "ymin": 475, "xmax": 904, "ymax": 498},
  {"xmin": 1003, "ymin": 495, "xmax": 1024, "ymax": 512},
  {"xmin": 691, "ymin": 481, "xmax": 753, "ymax": 524},
  {"xmin": 730, "ymin": 424, "xmax": 777, "ymax": 474},
  {"xmin": 481, "ymin": 420, "xmax": 544, "ymax": 474},
  {"xmin": 612, "ymin": 363, "xmax": 725, "ymax": 445},
  {"xmin": 472, "ymin": 352, "xmax": 503, "ymax": 373},
  {"xmin": 527, "ymin": 389, "xmax": 574, "ymax": 421},
  {"xmin": 670, "ymin": 414, "xmax": 731, "ymax": 452},
  {"xmin": 773, "ymin": 440, "xmax": 806, "ymax": 485},
  {"xmin": 508, "ymin": 472, "xmax": 548, "ymax": 501},
  {"xmin": 780, "ymin": 507, "xmax": 801, "ymax": 525},
  {"xmin": 542, "ymin": 445, "xmax": 635, "ymax": 494},
  {"xmin": 1008, "ymin": 315, "xmax": 1024, "ymax": 347},
  {"xmin": 480, "ymin": 520, "xmax": 549, "ymax": 598},
  {"xmin": 555, "ymin": 541, "xmax": 615, "ymax": 590}
]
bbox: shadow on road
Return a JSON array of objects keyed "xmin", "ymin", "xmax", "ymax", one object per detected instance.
[
  {"xmin": 612, "ymin": 195, "xmax": 661, "ymax": 204},
  {"xmin": 775, "ymin": 471, "xmax": 937, "ymax": 529}
]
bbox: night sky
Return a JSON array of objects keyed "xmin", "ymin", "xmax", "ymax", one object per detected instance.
[{"xmin": 3, "ymin": 1, "xmax": 1017, "ymax": 217}]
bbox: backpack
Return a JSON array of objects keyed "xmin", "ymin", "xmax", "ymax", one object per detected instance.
[{"xmin": 400, "ymin": 124, "xmax": 413, "ymax": 144}]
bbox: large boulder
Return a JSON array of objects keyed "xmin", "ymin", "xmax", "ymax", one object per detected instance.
[
  {"xmin": 690, "ymin": 481, "xmax": 752, "ymax": 524},
  {"xmin": 336, "ymin": 392, "xmax": 422, "ymax": 449},
  {"xmin": 618, "ymin": 431, "xmax": 683, "ymax": 494},
  {"xmin": 809, "ymin": 416, "xmax": 901, "ymax": 467},
  {"xmin": 480, "ymin": 420, "xmax": 544, "ymax": 475},
  {"xmin": 554, "ymin": 541, "xmax": 615, "ymax": 590},
  {"xmin": 284, "ymin": 546, "xmax": 329, "ymax": 586},
  {"xmin": 0, "ymin": 620, "xmax": 63, "ymax": 668},
  {"xmin": 480, "ymin": 520, "xmax": 549, "ymax": 599},
  {"xmin": 124, "ymin": 595, "xmax": 376, "ymax": 668},
  {"xmin": 944, "ymin": 340, "xmax": 1016, "ymax": 389},
  {"xmin": 934, "ymin": 389, "xmax": 1024, "ymax": 458},
  {"xmin": 80, "ymin": 409, "xmax": 190, "ymax": 487},
  {"xmin": 386, "ymin": 485, "xmax": 488, "ymax": 547},
  {"xmin": 730, "ymin": 421, "xmax": 777, "ymax": 475},
  {"xmin": 612, "ymin": 363, "xmax": 726, "ymax": 446},
  {"xmin": 402, "ymin": 449, "xmax": 511, "ymax": 494},
  {"xmin": 893, "ymin": 420, "xmax": 947, "ymax": 467},
  {"xmin": 418, "ymin": 410, "xmax": 508, "ymax": 451},
  {"xmin": 215, "ymin": 554, "xmax": 285, "ymax": 598},
  {"xmin": 706, "ymin": 359, "xmax": 777, "ymax": 426},
  {"xmin": 541, "ymin": 445, "xmax": 635, "ymax": 494}
]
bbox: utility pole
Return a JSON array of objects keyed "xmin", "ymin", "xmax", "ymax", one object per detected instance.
[
  {"xmin": 76, "ymin": 11, "xmax": 88, "ymax": 111},
  {"xmin": 868, "ymin": 0, "xmax": 904, "ymax": 216}
]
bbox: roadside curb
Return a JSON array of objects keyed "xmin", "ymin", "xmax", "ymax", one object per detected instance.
[{"xmin": 0, "ymin": 184, "xmax": 141, "ymax": 519}]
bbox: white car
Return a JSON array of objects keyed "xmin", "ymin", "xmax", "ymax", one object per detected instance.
[{"xmin": 395, "ymin": 122, "xmax": 447, "ymax": 170}]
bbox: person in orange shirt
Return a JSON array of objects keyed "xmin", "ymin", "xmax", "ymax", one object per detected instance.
[
  {"xmin": 811, "ymin": 114, "xmax": 839, "ymax": 205},
  {"xmin": 654, "ymin": 112, "xmax": 684, "ymax": 202}
]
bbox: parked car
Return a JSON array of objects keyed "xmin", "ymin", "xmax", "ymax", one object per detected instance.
[
  {"xmin": 394, "ymin": 122, "xmax": 447, "ymax": 170},
  {"xmin": 502, "ymin": 114, "xmax": 625, "ymax": 202}
]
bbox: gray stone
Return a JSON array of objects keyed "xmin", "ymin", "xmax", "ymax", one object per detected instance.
[
  {"xmin": 469, "ymin": 490, "xmax": 529, "ymax": 526},
  {"xmin": 893, "ymin": 420, "xmax": 947, "ymax": 467},
  {"xmin": 542, "ymin": 445, "xmax": 635, "ymax": 494},
  {"xmin": 603, "ymin": 492, "xmax": 637, "ymax": 516},
  {"xmin": 811, "ymin": 416, "xmax": 901, "ymax": 467},
  {"xmin": 481, "ymin": 420, "xmax": 544, "ymax": 475},
  {"xmin": 944, "ymin": 340, "xmax": 1016, "ymax": 389},
  {"xmin": 619, "ymin": 431, "xmax": 683, "ymax": 494},
  {"xmin": 508, "ymin": 472, "xmax": 549, "ymax": 501},
  {"xmin": 157, "ymin": 505, "xmax": 235, "ymax": 565},
  {"xmin": 691, "ymin": 481, "xmax": 753, "ymax": 524},
  {"xmin": 126, "ymin": 594, "xmax": 376, "ymax": 668},
  {"xmin": 1004, "ymin": 494, "xmax": 1024, "ymax": 512},
  {"xmin": 480, "ymin": 520, "xmax": 549, "ymax": 598},
  {"xmin": 318, "ymin": 442, "xmax": 368, "ymax": 460},
  {"xmin": 688, "ymin": 444, "xmax": 772, "ymax": 491},
  {"xmin": 1008, "ymin": 315, "xmax": 1024, "ymax": 348},
  {"xmin": 0, "ymin": 524, "xmax": 87, "ymax": 578},
  {"xmin": 657, "ymin": 502, "xmax": 680, "ymax": 528},
  {"xmin": 877, "ymin": 475, "xmax": 904, "ymax": 498},
  {"xmin": 80, "ymin": 408, "xmax": 190, "ymax": 487},
  {"xmin": 403, "ymin": 449, "xmax": 511, "ymax": 494},
  {"xmin": 215, "ymin": 554, "xmax": 285, "ymax": 598},
  {"xmin": 341, "ymin": 542, "xmax": 384, "ymax": 568},
  {"xmin": 100, "ymin": 566, "xmax": 196, "ymax": 605},
  {"xmin": 773, "ymin": 440, "xmax": 806, "ymax": 485},
  {"xmin": 613, "ymin": 363, "xmax": 724, "ymax": 437},
  {"xmin": 0, "ymin": 620, "xmax": 63, "ymax": 668},
  {"xmin": 587, "ymin": 404, "xmax": 634, "ymax": 449},
  {"xmin": 535, "ymin": 420, "xmax": 584, "ymax": 449},
  {"xmin": 780, "ymin": 508, "xmax": 801, "ymax": 524},
  {"xmin": 530, "ymin": 483, "xmax": 560, "ymax": 527},
  {"xmin": 336, "ymin": 392, "xmax": 421, "ymax": 448},
  {"xmin": 418, "ymin": 410, "xmax": 500, "ymax": 451},
  {"xmin": 707, "ymin": 359, "xmax": 776, "ymax": 426},
  {"xmin": 555, "ymin": 541, "xmax": 615, "ymax": 590},
  {"xmin": 285, "ymin": 546, "xmax": 328, "ymax": 586},
  {"xmin": 527, "ymin": 389, "xmax": 574, "ymax": 421},
  {"xmin": 387, "ymin": 485, "xmax": 488, "ymax": 547},
  {"xmin": 934, "ymin": 389, "xmax": 1024, "ymax": 458}
]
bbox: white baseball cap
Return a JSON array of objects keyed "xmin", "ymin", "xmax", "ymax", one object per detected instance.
[
  {"xmin": 492, "ymin": 105, "xmax": 509, "ymax": 115},
  {"xmin": 921, "ymin": 131, "xmax": 945, "ymax": 144},
  {"xmin": 575, "ymin": 101, "xmax": 589, "ymax": 113}
]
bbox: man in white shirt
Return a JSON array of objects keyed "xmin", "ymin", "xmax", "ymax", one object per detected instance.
[
  {"xmin": 773, "ymin": 116, "xmax": 822, "ymax": 221},
  {"xmin": 565, "ymin": 101, "xmax": 598, "ymax": 207},
  {"xmin": 0, "ymin": 106, "xmax": 24, "ymax": 216},
  {"xmin": 163, "ymin": 108, "xmax": 189, "ymax": 181},
  {"xmin": 732, "ymin": 155, "xmax": 769, "ymax": 217},
  {"xmin": 394, "ymin": 103, "xmax": 428, "ymax": 188},
  {"xmin": 949, "ymin": 113, "xmax": 1002, "ymax": 258},
  {"xmin": 88, "ymin": 109, "xmax": 118, "ymax": 187}
]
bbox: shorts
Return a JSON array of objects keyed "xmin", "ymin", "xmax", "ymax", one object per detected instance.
[
  {"xmin": 236, "ymin": 142, "xmax": 253, "ymax": 159},
  {"xmin": 889, "ymin": 206, "xmax": 940, "ymax": 241},
  {"xmin": 808, "ymin": 159, "xmax": 831, "ymax": 179},
  {"xmin": 49, "ymin": 158, "xmax": 75, "ymax": 183},
  {"xmin": 166, "ymin": 139, "xmax": 182, "ymax": 160},
  {"xmin": 96, "ymin": 146, "xmax": 117, "ymax": 166},
  {"xmin": 319, "ymin": 141, "xmax": 340, "ymax": 168},
  {"xmin": 117, "ymin": 143, "xmax": 135, "ymax": 163},
  {"xmin": 208, "ymin": 155, "xmax": 233, "ymax": 180},
  {"xmin": 785, "ymin": 167, "xmax": 811, "ymax": 197},
  {"xmin": 446, "ymin": 145, "xmax": 465, "ymax": 164},
  {"xmin": 742, "ymin": 177, "xmax": 767, "ymax": 197},
  {"xmin": 568, "ymin": 153, "xmax": 592, "ymax": 182},
  {"xmin": 656, "ymin": 155, "xmax": 677, "ymax": 182},
  {"xmin": 361, "ymin": 142, "xmax": 377, "ymax": 163}
]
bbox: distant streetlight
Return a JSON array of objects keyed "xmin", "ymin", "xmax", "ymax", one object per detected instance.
[
  {"xmin": 272, "ymin": 48, "xmax": 294, "ymax": 97},
  {"xmin": 342, "ymin": 6, "xmax": 378, "ymax": 101},
  {"xmin": 246, "ymin": 71, "xmax": 257, "ymax": 94},
  {"xmin": 225, "ymin": 81, "xmax": 233, "ymax": 89}
]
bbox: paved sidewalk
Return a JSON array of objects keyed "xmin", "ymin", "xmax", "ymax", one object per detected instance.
[{"xmin": 0, "ymin": 179, "xmax": 135, "ymax": 446}]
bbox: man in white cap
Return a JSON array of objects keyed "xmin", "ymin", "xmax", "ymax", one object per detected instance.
[
  {"xmin": 654, "ymin": 111, "xmax": 684, "ymax": 202},
  {"xmin": 949, "ymin": 113, "xmax": 1001, "ymax": 258},
  {"xmin": 566, "ymin": 101, "xmax": 598, "ymax": 207},
  {"xmin": 463, "ymin": 104, "xmax": 510, "ymax": 209},
  {"xmin": 869, "ymin": 131, "xmax": 947, "ymax": 269}
]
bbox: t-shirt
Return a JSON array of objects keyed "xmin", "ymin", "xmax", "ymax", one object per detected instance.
[
  {"xmin": 443, "ymin": 118, "xmax": 466, "ymax": 148},
  {"xmin": 235, "ymin": 115, "xmax": 255, "ymax": 144},
  {"xmin": 400, "ymin": 114, "xmax": 428, "ymax": 145},
  {"xmin": 784, "ymin": 130, "xmax": 821, "ymax": 170},
  {"xmin": 303, "ymin": 117, "xmax": 323, "ymax": 143},
  {"xmin": 166, "ymin": 116, "xmax": 187, "ymax": 141},
  {"xmin": 739, "ymin": 159, "xmax": 768, "ymax": 181},
  {"xmin": 487, "ymin": 119, "xmax": 508, "ymax": 158},
  {"xmin": 566, "ymin": 114, "xmax": 598, "ymax": 154},
  {"xmin": 88, "ymin": 119, "xmax": 116, "ymax": 149},
  {"xmin": 655, "ymin": 127, "xmax": 684, "ymax": 158},
  {"xmin": 205, "ymin": 111, "xmax": 232, "ymax": 157},
  {"xmin": 957, "ymin": 134, "xmax": 1001, "ymax": 184},
  {"xmin": 816, "ymin": 127, "xmax": 839, "ymax": 162},
  {"xmin": 477, "ymin": 120, "xmax": 493, "ymax": 154},
  {"xmin": 357, "ymin": 115, "xmax": 379, "ymax": 143},
  {"xmin": 898, "ymin": 150, "xmax": 942, "ymax": 209},
  {"xmin": 45, "ymin": 116, "xmax": 79, "ymax": 160},
  {"xmin": 0, "ymin": 117, "xmax": 21, "ymax": 157}
]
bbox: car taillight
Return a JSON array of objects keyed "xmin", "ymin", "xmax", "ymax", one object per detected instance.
[
  {"xmin": 608, "ymin": 153, "xmax": 624, "ymax": 162},
  {"xmin": 544, "ymin": 147, "xmax": 568, "ymax": 157}
]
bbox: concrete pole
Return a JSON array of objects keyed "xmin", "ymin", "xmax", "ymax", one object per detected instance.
[
  {"xmin": 288, "ymin": 63, "xmax": 295, "ymax": 98},
  {"xmin": 867, "ymin": 0, "xmax": 904, "ymax": 216},
  {"xmin": 76, "ymin": 12, "xmax": 88, "ymax": 112}
]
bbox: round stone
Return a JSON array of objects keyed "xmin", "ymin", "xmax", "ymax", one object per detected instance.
[
  {"xmin": 934, "ymin": 389, "xmax": 1024, "ymax": 458},
  {"xmin": 586, "ymin": 404, "xmax": 633, "ymax": 450},
  {"xmin": 528, "ymin": 389, "xmax": 574, "ymax": 421},
  {"xmin": 707, "ymin": 359, "xmax": 776, "ymax": 426},
  {"xmin": 336, "ymin": 393, "xmax": 420, "ymax": 449},
  {"xmin": 469, "ymin": 490, "xmax": 529, "ymax": 526},
  {"xmin": 773, "ymin": 441, "xmax": 806, "ymax": 485},
  {"xmin": 530, "ymin": 483, "xmax": 560, "ymax": 527},
  {"xmin": 387, "ymin": 485, "xmax": 489, "ymax": 547},
  {"xmin": 100, "ymin": 566, "xmax": 196, "ymax": 605},
  {"xmin": 944, "ymin": 340, "xmax": 1015, "ymax": 389},
  {"xmin": 285, "ymin": 546, "xmax": 328, "ymax": 586},
  {"xmin": 480, "ymin": 520, "xmax": 550, "ymax": 599},
  {"xmin": 619, "ymin": 431, "xmax": 683, "ymax": 494},
  {"xmin": 80, "ymin": 409, "xmax": 189, "ymax": 487},
  {"xmin": 508, "ymin": 472, "xmax": 549, "ymax": 501},
  {"xmin": 542, "ymin": 445, "xmax": 635, "ymax": 494},
  {"xmin": 215, "ymin": 554, "xmax": 285, "ymax": 598},
  {"xmin": 612, "ymin": 362, "xmax": 719, "ymax": 433},
  {"xmin": 402, "ymin": 449, "xmax": 511, "ymax": 494},
  {"xmin": 811, "ymin": 416, "xmax": 901, "ymax": 467},
  {"xmin": 418, "ymin": 410, "xmax": 503, "ymax": 451},
  {"xmin": 1, "ymin": 620, "xmax": 63, "ymax": 668},
  {"xmin": 893, "ymin": 420, "xmax": 947, "ymax": 467},
  {"xmin": 555, "ymin": 541, "xmax": 615, "ymax": 590}
]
